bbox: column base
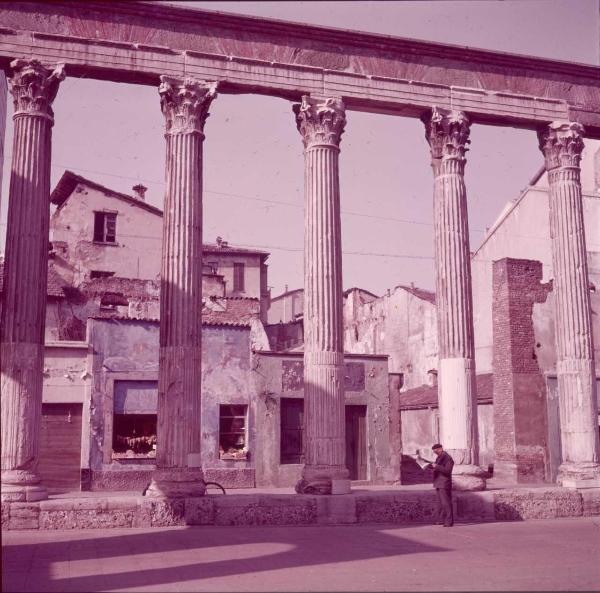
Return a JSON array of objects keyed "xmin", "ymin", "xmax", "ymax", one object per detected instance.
[
  {"xmin": 558, "ymin": 462, "xmax": 600, "ymax": 488},
  {"xmin": 296, "ymin": 465, "xmax": 350, "ymax": 495},
  {"xmin": 144, "ymin": 468, "xmax": 206, "ymax": 498},
  {"xmin": 452, "ymin": 464, "xmax": 488, "ymax": 491},
  {"xmin": 1, "ymin": 470, "xmax": 47, "ymax": 502}
]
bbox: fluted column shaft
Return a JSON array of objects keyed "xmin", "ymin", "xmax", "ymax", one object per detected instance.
[
  {"xmin": 146, "ymin": 77, "xmax": 217, "ymax": 498},
  {"xmin": 538, "ymin": 121, "xmax": 599, "ymax": 484},
  {"xmin": 1, "ymin": 59, "xmax": 64, "ymax": 502},
  {"xmin": 423, "ymin": 108, "xmax": 485, "ymax": 490},
  {"xmin": 294, "ymin": 96, "xmax": 349, "ymax": 494}
]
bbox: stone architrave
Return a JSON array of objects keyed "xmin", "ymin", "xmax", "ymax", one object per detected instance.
[
  {"xmin": 422, "ymin": 107, "xmax": 487, "ymax": 491},
  {"xmin": 538, "ymin": 121, "xmax": 600, "ymax": 487},
  {"xmin": 1, "ymin": 59, "xmax": 65, "ymax": 502},
  {"xmin": 145, "ymin": 76, "xmax": 218, "ymax": 498},
  {"xmin": 293, "ymin": 96, "xmax": 350, "ymax": 495}
]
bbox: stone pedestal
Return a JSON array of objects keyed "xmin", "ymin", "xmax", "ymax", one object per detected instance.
[
  {"xmin": 422, "ymin": 107, "xmax": 486, "ymax": 491},
  {"xmin": 1, "ymin": 59, "xmax": 65, "ymax": 503},
  {"xmin": 538, "ymin": 121, "xmax": 600, "ymax": 486},
  {"xmin": 293, "ymin": 96, "xmax": 349, "ymax": 495},
  {"xmin": 145, "ymin": 77, "xmax": 217, "ymax": 498}
]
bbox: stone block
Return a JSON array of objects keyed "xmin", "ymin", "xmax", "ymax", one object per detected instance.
[
  {"xmin": 1, "ymin": 503, "xmax": 10, "ymax": 528},
  {"xmin": 316, "ymin": 495, "xmax": 356, "ymax": 524},
  {"xmin": 140, "ymin": 499, "xmax": 186, "ymax": 527},
  {"xmin": 75, "ymin": 510, "xmax": 134, "ymax": 529},
  {"xmin": 214, "ymin": 495, "xmax": 316, "ymax": 526},
  {"xmin": 39, "ymin": 499, "xmax": 75, "ymax": 512},
  {"xmin": 580, "ymin": 489, "xmax": 600, "ymax": 516},
  {"xmin": 8, "ymin": 503, "xmax": 40, "ymax": 530},
  {"xmin": 39, "ymin": 510, "xmax": 77, "ymax": 530},
  {"xmin": 493, "ymin": 488, "xmax": 583, "ymax": 521},
  {"xmin": 204, "ymin": 469, "xmax": 255, "ymax": 489},
  {"xmin": 455, "ymin": 491, "xmax": 495, "ymax": 521},
  {"xmin": 107, "ymin": 497, "xmax": 140, "ymax": 511},
  {"xmin": 355, "ymin": 493, "xmax": 437, "ymax": 524},
  {"xmin": 184, "ymin": 497, "xmax": 215, "ymax": 525}
]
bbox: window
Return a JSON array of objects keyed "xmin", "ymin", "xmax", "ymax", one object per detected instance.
[
  {"xmin": 94, "ymin": 212, "xmax": 117, "ymax": 243},
  {"xmin": 207, "ymin": 261, "xmax": 219, "ymax": 274},
  {"xmin": 280, "ymin": 398, "xmax": 304, "ymax": 464},
  {"xmin": 90, "ymin": 270, "xmax": 115, "ymax": 279},
  {"xmin": 112, "ymin": 380, "xmax": 157, "ymax": 459},
  {"xmin": 113, "ymin": 414, "xmax": 157, "ymax": 457},
  {"xmin": 219, "ymin": 404, "xmax": 247, "ymax": 459},
  {"xmin": 233, "ymin": 262, "xmax": 245, "ymax": 292}
]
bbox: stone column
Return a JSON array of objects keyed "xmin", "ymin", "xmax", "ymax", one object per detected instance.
[
  {"xmin": 538, "ymin": 121, "xmax": 600, "ymax": 487},
  {"xmin": 145, "ymin": 77, "xmax": 217, "ymax": 498},
  {"xmin": 293, "ymin": 96, "xmax": 350, "ymax": 495},
  {"xmin": 1, "ymin": 59, "xmax": 65, "ymax": 502},
  {"xmin": 422, "ymin": 107, "xmax": 486, "ymax": 490}
]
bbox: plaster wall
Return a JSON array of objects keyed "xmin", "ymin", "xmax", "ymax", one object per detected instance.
[
  {"xmin": 472, "ymin": 141, "xmax": 600, "ymax": 374},
  {"xmin": 400, "ymin": 403, "xmax": 494, "ymax": 484},
  {"xmin": 344, "ymin": 287, "xmax": 438, "ymax": 390},
  {"xmin": 203, "ymin": 253, "xmax": 264, "ymax": 300},
  {"xmin": 267, "ymin": 290, "xmax": 304, "ymax": 324},
  {"xmin": 251, "ymin": 352, "xmax": 397, "ymax": 487},
  {"xmin": 86, "ymin": 318, "xmax": 256, "ymax": 490},
  {"xmin": 50, "ymin": 183, "xmax": 163, "ymax": 285},
  {"xmin": 42, "ymin": 342, "xmax": 89, "ymax": 404}
]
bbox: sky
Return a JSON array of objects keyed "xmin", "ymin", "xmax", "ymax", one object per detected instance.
[{"xmin": 1, "ymin": 0, "xmax": 599, "ymax": 297}]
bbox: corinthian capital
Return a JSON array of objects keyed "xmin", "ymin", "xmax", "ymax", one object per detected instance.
[
  {"xmin": 422, "ymin": 107, "xmax": 470, "ymax": 161},
  {"xmin": 159, "ymin": 76, "xmax": 218, "ymax": 135},
  {"xmin": 293, "ymin": 96, "xmax": 346, "ymax": 149},
  {"xmin": 538, "ymin": 121, "xmax": 584, "ymax": 171},
  {"xmin": 9, "ymin": 59, "xmax": 65, "ymax": 121}
]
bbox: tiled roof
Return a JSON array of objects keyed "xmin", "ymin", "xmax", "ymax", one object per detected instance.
[
  {"xmin": 399, "ymin": 373, "xmax": 493, "ymax": 410},
  {"xmin": 395, "ymin": 284, "xmax": 436, "ymax": 304},
  {"xmin": 50, "ymin": 170, "xmax": 163, "ymax": 216},
  {"xmin": 90, "ymin": 312, "xmax": 254, "ymax": 329},
  {"xmin": 0, "ymin": 261, "xmax": 66, "ymax": 298},
  {"xmin": 90, "ymin": 297, "xmax": 260, "ymax": 328}
]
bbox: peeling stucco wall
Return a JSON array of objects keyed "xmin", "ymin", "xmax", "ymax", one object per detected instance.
[
  {"xmin": 86, "ymin": 318, "xmax": 257, "ymax": 490},
  {"xmin": 251, "ymin": 351, "xmax": 398, "ymax": 487},
  {"xmin": 344, "ymin": 286, "xmax": 438, "ymax": 390},
  {"xmin": 50, "ymin": 183, "xmax": 163, "ymax": 285}
]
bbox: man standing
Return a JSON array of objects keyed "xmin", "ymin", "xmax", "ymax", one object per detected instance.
[{"xmin": 430, "ymin": 443, "xmax": 454, "ymax": 527}]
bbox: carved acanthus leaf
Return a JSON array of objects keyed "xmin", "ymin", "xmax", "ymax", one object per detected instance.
[
  {"xmin": 9, "ymin": 59, "xmax": 65, "ymax": 121},
  {"xmin": 293, "ymin": 96, "xmax": 346, "ymax": 149},
  {"xmin": 423, "ymin": 107, "xmax": 471, "ymax": 161},
  {"xmin": 538, "ymin": 121, "xmax": 585, "ymax": 170},
  {"xmin": 159, "ymin": 76, "xmax": 218, "ymax": 135}
]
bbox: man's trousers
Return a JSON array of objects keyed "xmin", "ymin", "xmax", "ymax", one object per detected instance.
[{"xmin": 436, "ymin": 487, "xmax": 453, "ymax": 526}]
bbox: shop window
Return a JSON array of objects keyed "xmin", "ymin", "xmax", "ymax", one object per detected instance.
[
  {"xmin": 94, "ymin": 211, "xmax": 117, "ymax": 243},
  {"xmin": 112, "ymin": 414, "xmax": 157, "ymax": 458},
  {"xmin": 219, "ymin": 404, "xmax": 247, "ymax": 459},
  {"xmin": 233, "ymin": 262, "xmax": 245, "ymax": 292},
  {"xmin": 281, "ymin": 398, "xmax": 304, "ymax": 464}
]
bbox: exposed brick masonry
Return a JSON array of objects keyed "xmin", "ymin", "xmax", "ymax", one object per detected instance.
[{"xmin": 492, "ymin": 258, "xmax": 552, "ymax": 483}]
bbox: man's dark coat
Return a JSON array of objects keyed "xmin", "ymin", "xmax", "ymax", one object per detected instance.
[{"xmin": 432, "ymin": 451, "xmax": 454, "ymax": 489}]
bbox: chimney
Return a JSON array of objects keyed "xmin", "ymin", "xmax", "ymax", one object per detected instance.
[{"xmin": 132, "ymin": 184, "xmax": 147, "ymax": 201}]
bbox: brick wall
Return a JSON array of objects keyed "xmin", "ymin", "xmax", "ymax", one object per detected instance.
[{"xmin": 492, "ymin": 258, "xmax": 552, "ymax": 483}]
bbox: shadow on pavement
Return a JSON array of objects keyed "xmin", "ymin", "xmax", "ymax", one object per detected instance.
[{"xmin": 2, "ymin": 523, "xmax": 447, "ymax": 592}]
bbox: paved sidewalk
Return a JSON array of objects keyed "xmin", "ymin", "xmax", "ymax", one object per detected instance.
[{"xmin": 3, "ymin": 517, "xmax": 600, "ymax": 592}]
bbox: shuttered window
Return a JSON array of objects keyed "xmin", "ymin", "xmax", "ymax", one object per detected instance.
[
  {"xmin": 93, "ymin": 212, "xmax": 117, "ymax": 243},
  {"xmin": 233, "ymin": 262, "xmax": 245, "ymax": 292}
]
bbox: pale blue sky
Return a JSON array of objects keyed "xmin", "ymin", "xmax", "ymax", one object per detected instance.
[{"xmin": 1, "ymin": 0, "xmax": 598, "ymax": 296}]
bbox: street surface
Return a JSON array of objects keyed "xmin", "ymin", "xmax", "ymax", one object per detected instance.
[{"xmin": 3, "ymin": 517, "xmax": 600, "ymax": 592}]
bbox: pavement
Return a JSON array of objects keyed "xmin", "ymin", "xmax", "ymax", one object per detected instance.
[{"xmin": 3, "ymin": 516, "xmax": 600, "ymax": 592}]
